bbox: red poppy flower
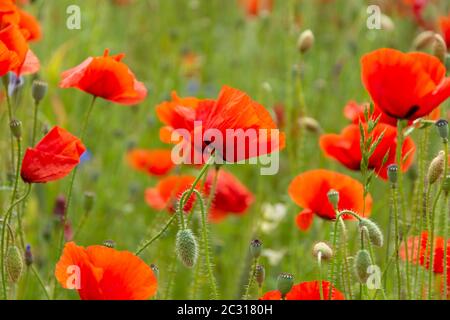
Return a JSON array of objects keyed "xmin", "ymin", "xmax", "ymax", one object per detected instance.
[
  {"xmin": 17, "ymin": 8, "xmax": 41, "ymax": 42},
  {"xmin": 400, "ymin": 231, "xmax": 450, "ymax": 274},
  {"xmin": 0, "ymin": 1, "xmax": 20, "ymax": 28},
  {"xmin": 127, "ymin": 149, "xmax": 175, "ymax": 176},
  {"xmin": 18, "ymin": 49, "xmax": 39, "ymax": 75},
  {"xmin": 145, "ymin": 175, "xmax": 198, "ymax": 213},
  {"xmin": 21, "ymin": 126, "xmax": 86, "ymax": 183},
  {"xmin": 361, "ymin": 48, "xmax": 450, "ymax": 121},
  {"xmin": 156, "ymin": 86, "xmax": 285, "ymax": 164},
  {"xmin": 0, "ymin": 23, "xmax": 28, "ymax": 76},
  {"xmin": 288, "ymin": 169, "xmax": 372, "ymax": 231},
  {"xmin": 204, "ymin": 169, "xmax": 254, "ymax": 222},
  {"xmin": 343, "ymin": 100, "xmax": 440, "ymax": 127},
  {"xmin": 439, "ymin": 14, "xmax": 450, "ymax": 48},
  {"xmin": 260, "ymin": 281, "xmax": 345, "ymax": 300},
  {"xmin": 239, "ymin": 0, "xmax": 273, "ymax": 17},
  {"xmin": 59, "ymin": 49, "xmax": 147, "ymax": 105},
  {"xmin": 320, "ymin": 123, "xmax": 416, "ymax": 180},
  {"xmin": 55, "ymin": 242, "xmax": 157, "ymax": 300}
]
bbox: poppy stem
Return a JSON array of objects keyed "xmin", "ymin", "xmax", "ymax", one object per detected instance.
[
  {"xmin": 31, "ymin": 100, "xmax": 40, "ymax": 146},
  {"xmin": 443, "ymin": 193, "xmax": 449, "ymax": 300},
  {"xmin": 390, "ymin": 182, "xmax": 402, "ymax": 299},
  {"xmin": 317, "ymin": 252, "xmax": 324, "ymax": 300},
  {"xmin": 427, "ymin": 138, "xmax": 448, "ymax": 299},
  {"xmin": 3, "ymin": 77, "xmax": 15, "ymax": 172},
  {"xmin": 192, "ymin": 189, "xmax": 218, "ymax": 299},
  {"xmin": 0, "ymin": 184, "xmax": 31, "ymax": 300},
  {"xmin": 30, "ymin": 265, "xmax": 51, "ymax": 300},
  {"xmin": 135, "ymin": 214, "xmax": 177, "ymax": 256},
  {"xmin": 243, "ymin": 257, "xmax": 258, "ymax": 300}
]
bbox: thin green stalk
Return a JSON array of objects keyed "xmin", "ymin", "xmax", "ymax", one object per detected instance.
[
  {"xmin": 428, "ymin": 139, "xmax": 448, "ymax": 299},
  {"xmin": 30, "ymin": 266, "xmax": 51, "ymax": 300},
  {"xmin": 192, "ymin": 189, "xmax": 218, "ymax": 299},
  {"xmin": 442, "ymin": 193, "xmax": 448, "ymax": 300},
  {"xmin": 243, "ymin": 257, "xmax": 258, "ymax": 300},
  {"xmin": 31, "ymin": 100, "xmax": 40, "ymax": 146},
  {"xmin": 0, "ymin": 184, "xmax": 31, "ymax": 299},
  {"xmin": 135, "ymin": 214, "xmax": 177, "ymax": 256},
  {"xmin": 318, "ymin": 252, "xmax": 324, "ymax": 300},
  {"xmin": 3, "ymin": 78, "xmax": 15, "ymax": 170},
  {"xmin": 391, "ymin": 183, "xmax": 402, "ymax": 299}
]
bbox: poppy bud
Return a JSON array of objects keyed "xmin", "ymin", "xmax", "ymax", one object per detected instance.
[
  {"xmin": 354, "ymin": 249, "xmax": 371, "ymax": 284},
  {"xmin": 10, "ymin": 119, "xmax": 22, "ymax": 139},
  {"xmin": 25, "ymin": 244, "xmax": 33, "ymax": 267},
  {"xmin": 312, "ymin": 241, "xmax": 333, "ymax": 260},
  {"xmin": 412, "ymin": 30, "xmax": 435, "ymax": 50},
  {"xmin": 435, "ymin": 119, "xmax": 449, "ymax": 141},
  {"xmin": 359, "ymin": 218, "xmax": 383, "ymax": 247},
  {"xmin": 103, "ymin": 240, "xmax": 116, "ymax": 248},
  {"xmin": 427, "ymin": 151, "xmax": 445, "ymax": 185},
  {"xmin": 6, "ymin": 245, "xmax": 23, "ymax": 283},
  {"xmin": 31, "ymin": 80, "xmax": 48, "ymax": 103},
  {"xmin": 150, "ymin": 264, "xmax": 159, "ymax": 279},
  {"xmin": 387, "ymin": 164, "xmax": 398, "ymax": 185},
  {"xmin": 327, "ymin": 189, "xmax": 339, "ymax": 209},
  {"xmin": 83, "ymin": 192, "xmax": 95, "ymax": 212},
  {"xmin": 255, "ymin": 265, "xmax": 265, "ymax": 288},
  {"xmin": 277, "ymin": 273, "xmax": 294, "ymax": 297},
  {"xmin": 250, "ymin": 239, "xmax": 262, "ymax": 259},
  {"xmin": 297, "ymin": 29, "xmax": 314, "ymax": 54},
  {"xmin": 380, "ymin": 14, "xmax": 394, "ymax": 31},
  {"xmin": 443, "ymin": 175, "xmax": 450, "ymax": 195},
  {"xmin": 433, "ymin": 34, "xmax": 447, "ymax": 64},
  {"xmin": 176, "ymin": 229, "xmax": 198, "ymax": 268},
  {"xmin": 298, "ymin": 117, "xmax": 322, "ymax": 134}
]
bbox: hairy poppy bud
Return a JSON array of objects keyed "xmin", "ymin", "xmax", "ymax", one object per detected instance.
[
  {"xmin": 31, "ymin": 80, "xmax": 48, "ymax": 103},
  {"xmin": 327, "ymin": 189, "xmax": 339, "ymax": 209},
  {"xmin": 427, "ymin": 151, "xmax": 445, "ymax": 185},
  {"xmin": 433, "ymin": 34, "xmax": 447, "ymax": 64},
  {"xmin": 277, "ymin": 273, "xmax": 294, "ymax": 297},
  {"xmin": 435, "ymin": 119, "xmax": 449, "ymax": 141},
  {"xmin": 10, "ymin": 119, "xmax": 22, "ymax": 139},
  {"xmin": 151, "ymin": 264, "xmax": 159, "ymax": 279},
  {"xmin": 412, "ymin": 30, "xmax": 435, "ymax": 50},
  {"xmin": 6, "ymin": 245, "xmax": 23, "ymax": 283},
  {"xmin": 176, "ymin": 229, "xmax": 198, "ymax": 268},
  {"xmin": 83, "ymin": 192, "xmax": 95, "ymax": 212},
  {"xmin": 354, "ymin": 249, "xmax": 371, "ymax": 284},
  {"xmin": 387, "ymin": 164, "xmax": 398, "ymax": 185},
  {"xmin": 250, "ymin": 239, "xmax": 262, "ymax": 259},
  {"xmin": 103, "ymin": 240, "xmax": 116, "ymax": 248},
  {"xmin": 313, "ymin": 241, "xmax": 333, "ymax": 260},
  {"xmin": 25, "ymin": 244, "xmax": 33, "ymax": 267},
  {"xmin": 255, "ymin": 265, "xmax": 265, "ymax": 288},
  {"xmin": 298, "ymin": 117, "xmax": 322, "ymax": 134},
  {"xmin": 359, "ymin": 218, "xmax": 383, "ymax": 247},
  {"xmin": 297, "ymin": 29, "xmax": 314, "ymax": 53}
]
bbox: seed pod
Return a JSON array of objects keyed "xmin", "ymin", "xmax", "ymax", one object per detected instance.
[
  {"xmin": 31, "ymin": 80, "xmax": 48, "ymax": 103},
  {"xmin": 354, "ymin": 249, "xmax": 371, "ymax": 284},
  {"xmin": 277, "ymin": 273, "xmax": 294, "ymax": 297},
  {"xmin": 103, "ymin": 240, "xmax": 116, "ymax": 248},
  {"xmin": 250, "ymin": 239, "xmax": 262, "ymax": 259},
  {"xmin": 327, "ymin": 189, "xmax": 339, "ymax": 209},
  {"xmin": 6, "ymin": 245, "xmax": 23, "ymax": 283},
  {"xmin": 313, "ymin": 241, "xmax": 333, "ymax": 260},
  {"xmin": 412, "ymin": 30, "xmax": 435, "ymax": 50},
  {"xmin": 255, "ymin": 265, "xmax": 265, "ymax": 288},
  {"xmin": 427, "ymin": 151, "xmax": 445, "ymax": 185},
  {"xmin": 25, "ymin": 244, "xmax": 33, "ymax": 267},
  {"xmin": 433, "ymin": 34, "xmax": 447, "ymax": 64},
  {"xmin": 297, "ymin": 29, "xmax": 314, "ymax": 54},
  {"xmin": 435, "ymin": 119, "xmax": 449, "ymax": 140},
  {"xmin": 387, "ymin": 164, "xmax": 398, "ymax": 185},
  {"xmin": 10, "ymin": 119, "xmax": 22, "ymax": 139},
  {"xmin": 176, "ymin": 229, "xmax": 198, "ymax": 268},
  {"xmin": 359, "ymin": 218, "xmax": 384, "ymax": 247}
]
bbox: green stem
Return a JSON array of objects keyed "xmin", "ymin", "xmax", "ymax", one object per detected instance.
[
  {"xmin": 391, "ymin": 183, "xmax": 402, "ymax": 299},
  {"xmin": 31, "ymin": 100, "xmax": 40, "ymax": 146},
  {"xmin": 30, "ymin": 266, "xmax": 51, "ymax": 300},
  {"xmin": 318, "ymin": 252, "xmax": 324, "ymax": 300},
  {"xmin": 135, "ymin": 214, "xmax": 177, "ymax": 256},
  {"xmin": 428, "ymin": 139, "xmax": 448, "ymax": 299},
  {"xmin": 3, "ymin": 78, "xmax": 15, "ymax": 170}
]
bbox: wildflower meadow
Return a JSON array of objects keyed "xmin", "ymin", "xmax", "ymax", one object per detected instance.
[{"xmin": 1, "ymin": 0, "xmax": 450, "ymax": 304}]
